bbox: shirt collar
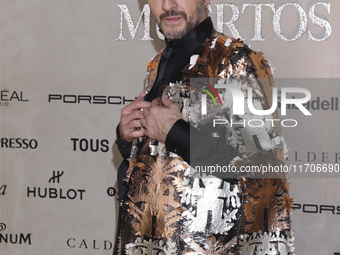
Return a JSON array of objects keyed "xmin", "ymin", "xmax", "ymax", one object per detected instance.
[{"xmin": 164, "ymin": 17, "xmax": 213, "ymax": 52}]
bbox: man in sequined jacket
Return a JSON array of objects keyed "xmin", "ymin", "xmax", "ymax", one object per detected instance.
[{"xmin": 114, "ymin": 0, "xmax": 294, "ymax": 254}]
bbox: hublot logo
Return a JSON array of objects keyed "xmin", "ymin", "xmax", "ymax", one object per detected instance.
[
  {"xmin": 48, "ymin": 170, "xmax": 64, "ymax": 183},
  {"xmin": 27, "ymin": 171, "xmax": 85, "ymax": 200}
]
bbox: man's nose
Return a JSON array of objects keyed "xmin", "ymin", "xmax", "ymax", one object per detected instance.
[{"xmin": 162, "ymin": 0, "xmax": 178, "ymax": 12}]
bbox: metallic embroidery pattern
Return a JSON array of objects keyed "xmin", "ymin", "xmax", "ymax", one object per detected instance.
[
  {"xmin": 126, "ymin": 154, "xmax": 188, "ymax": 239},
  {"xmin": 126, "ymin": 237, "xmax": 177, "ymax": 255},
  {"xmin": 231, "ymin": 151, "xmax": 293, "ymax": 234},
  {"xmin": 180, "ymin": 175, "xmax": 241, "ymax": 235},
  {"xmin": 182, "ymin": 235, "xmax": 237, "ymax": 254},
  {"xmin": 118, "ymin": 30, "xmax": 294, "ymax": 254},
  {"xmin": 163, "ymin": 81, "xmax": 190, "ymax": 122},
  {"xmin": 238, "ymin": 231, "xmax": 294, "ymax": 254}
]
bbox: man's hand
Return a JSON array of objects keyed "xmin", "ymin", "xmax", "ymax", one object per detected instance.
[
  {"xmin": 140, "ymin": 95, "xmax": 182, "ymax": 143},
  {"xmin": 118, "ymin": 91, "xmax": 151, "ymax": 142}
]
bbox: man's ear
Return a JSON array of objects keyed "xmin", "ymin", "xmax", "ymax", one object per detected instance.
[{"xmin": 204, "ymin": 0, "xmax": 211, "ymax": 7}]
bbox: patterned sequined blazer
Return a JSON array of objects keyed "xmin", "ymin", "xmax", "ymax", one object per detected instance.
[{"xmin": 117, "ymin": 30, "xmax": 294, "ymax": 255}]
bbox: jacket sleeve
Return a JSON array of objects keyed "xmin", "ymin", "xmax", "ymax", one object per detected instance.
[
  {"xmin": 215, "ymin": 44, "xmax": 294, "ymax": 253},
  {"xmin": 115, "ymin": 123, "xmax": 133, "ymax": 160}
]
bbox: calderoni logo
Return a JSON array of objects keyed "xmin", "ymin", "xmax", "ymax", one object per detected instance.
[
  {"xmin": 286, "ymin": 151, "xmax": 340, "ymax": 163},
  {"xmin": 0, "ymin": 138, "xmax": 38, "ymax": 149},
  {"xmin": 116, "ymin": 2, "xmax": 331, "ymax": 42},
  {"xmin": 27, "ymin": 171, "xmax": 86, "ymax": 200},
  {"xmin": 66, "ymin": 238, "xmax": 113, "ymax": 251},
  {"xmin": 0, "ymin": 90, "xmax": 29, "ymax": 107},
  {"xmin": 0, "ymin": 223, "xmax": 32, "ymax": 245},
  {"xmin": 48, "ymin": 94, "xmax": 136, "ymax": 105}
]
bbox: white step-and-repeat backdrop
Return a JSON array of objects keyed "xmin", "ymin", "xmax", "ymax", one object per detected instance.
[{"xmin": 1, "ymin": 0, "xmax": 339, "ymax": 254}]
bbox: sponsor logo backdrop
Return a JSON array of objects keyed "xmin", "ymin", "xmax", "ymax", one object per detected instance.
[{"xmin": 0, "ymin": 0, "xmax": 339, "ymax": 254}]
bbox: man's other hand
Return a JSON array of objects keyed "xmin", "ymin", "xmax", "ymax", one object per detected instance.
[
  {"xmin": 140, "ymin": 95, "xmax": 182, "ymax": 143},
  {"xmin": 119, "ymin": 91, "xmax": 151, "ymax": 142}
]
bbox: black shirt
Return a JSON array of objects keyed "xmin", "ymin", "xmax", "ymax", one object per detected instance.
[
  {"xmin": 116, "ymin": 18, "xmax": 239, "ymax": 182},
  {"xmin": 116, "ymin": 18, "xmax": 214, "ymax": 161}
]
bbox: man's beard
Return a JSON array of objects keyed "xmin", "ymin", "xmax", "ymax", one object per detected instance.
[{"xmin": 156, "ymin": 1, "xmax": 206, "ymax": 40}]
